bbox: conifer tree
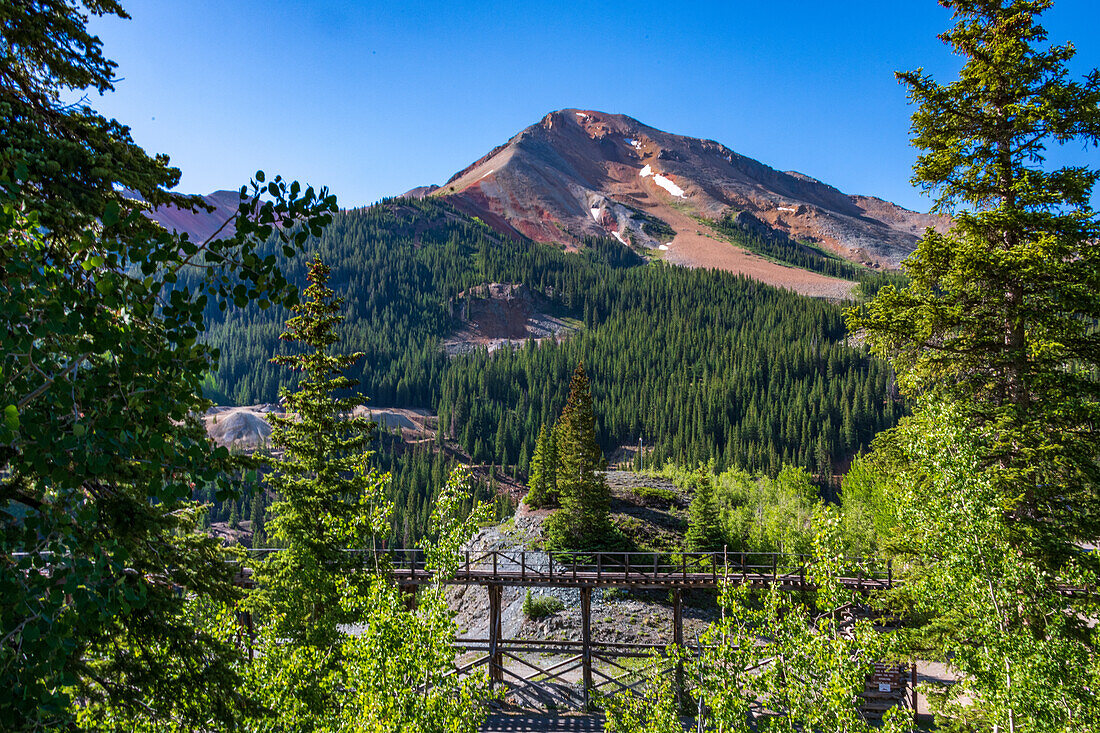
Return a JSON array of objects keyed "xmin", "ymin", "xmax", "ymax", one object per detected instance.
[
  {"xmin": 685, "ymin": 469, "xmax": 724, "ymax": 553},
  {"xmin": 852, "ymin": 0, "xmax": 1100, "ymax": 549},
  {"xmin": 524, "ymin": 422, "xmax": 558, "ymax": 508},
  {"xmin": 848, "ymin": 2, "xmax": 1100, "ymax": 728},
  {"xmin": 249, "ymin": 490, "xmax": 266, "ymax": 548},
  {"xmin": 252, "ymin": 258, "xmax": 389, "ymax": 647},
  {"xmin": 545, "ymin": 363, "xmax": 614, "ymax": 550},
  {"xmin": 0, "ymin": 4, "xmax": 335, "ymax": 728}
]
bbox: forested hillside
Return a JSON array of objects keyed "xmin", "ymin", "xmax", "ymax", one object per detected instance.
[{"xmin": 198, "ymin": 197, "xmax": 900, "ymax": 481}]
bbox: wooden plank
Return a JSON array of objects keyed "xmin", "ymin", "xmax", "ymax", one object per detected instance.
[{"xmin": 673, "ymin": 588, "xmax": 684, "ymax": 705}]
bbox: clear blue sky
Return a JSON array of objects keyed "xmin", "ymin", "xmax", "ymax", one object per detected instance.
[{"xmin": 88, "ymin": 0, "xmax": 1100, "ymax": 212}]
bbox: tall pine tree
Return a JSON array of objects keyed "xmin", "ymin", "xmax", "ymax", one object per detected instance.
[
  {"xmin": 685, "ymin": 469, "xmax": 724, "ymax": 553},
  {"xmin": 852, "ymin": 0, "xmax": 1100, "ymax": 548},
  {"xmin": 545, "ymin": 364, "xmax": 615, "ymax": 550},
  {"xmin": 252, "ymin": 258, "xmax": 389, "ymax": 647},
  {"xmin": 849, "ymin": 2, "xmax": 1100, "ymax": 728}
]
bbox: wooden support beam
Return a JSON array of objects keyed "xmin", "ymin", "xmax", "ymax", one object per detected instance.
[
  {"xmin": 488, "ymin": 584, "xmax": 503, "ymax": 687},
  {"xmin": 673, "ymin": 588, "xmax": 684, "ymax": 706},
  {"xmin": 399, "ymin": 583, "xmax": 417, "ymax": 611},
  {"xmin": 911, "ymin": 662, "xmax": 918, "ymax": 726},
  {"xmin": 581, "ymin": 586, "xmax": 593, "ymax": 710}
]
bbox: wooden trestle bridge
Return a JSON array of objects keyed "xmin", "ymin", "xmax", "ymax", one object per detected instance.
[{"xmin": 353, "ymin": 548, "xmax": 913, "ymax": 715}]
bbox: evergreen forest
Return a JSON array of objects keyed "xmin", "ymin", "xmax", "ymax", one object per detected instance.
[
  {"xmin": 5, "ymin": 0, "xmax": 1099, "ymax": 730},
  {"xmin": 198, "ymin": 197, "xmax": 900, "ymax": 479}
]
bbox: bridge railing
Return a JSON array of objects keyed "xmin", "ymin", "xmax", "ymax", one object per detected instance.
[{"xmin": 334, "ymin": 548, "xmax": 895, "ymax": 588}]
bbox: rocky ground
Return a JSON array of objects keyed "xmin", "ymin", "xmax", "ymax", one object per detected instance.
[{"xmin": 203, "ymin": 403, "xmax": 438, "ymax": 452}]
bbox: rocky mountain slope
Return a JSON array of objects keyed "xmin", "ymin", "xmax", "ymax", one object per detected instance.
[
  {"xmin": 142, "ymin": 189, "xmax": 241, "ymax": 242},
  {"xmin": 434, "ymin": 109, "xmax": 949, "ymax": 276},
  {"xmin": 150, "ymin": 109, "xmax": 949, "ymax": 298}
]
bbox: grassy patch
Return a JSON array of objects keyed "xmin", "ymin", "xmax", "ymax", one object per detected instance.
[{"xmin": 632, "ymin": 485, "xmax": 679, "ymax": 508}]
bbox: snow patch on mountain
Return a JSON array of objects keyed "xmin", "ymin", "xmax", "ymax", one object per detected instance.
[{"xmin": 653, "ymin": 174, "xmax": 686, "ymax": 198}]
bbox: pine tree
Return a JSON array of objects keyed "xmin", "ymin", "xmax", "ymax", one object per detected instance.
[
  {"xmin": 545, "ymin": 363, "xmax": 615, "ymax": 550},
  {"xmin": 685, "ymin": 470, "xmax": 724, "ymax": 553},
  {"xmin": 252, "ymin": 258, "xmax": 389, "ymax": 647},
  {"xmin": 0, "ymin": 4, "xmax": 334, "ymax": 728},
  {"xmin": 849, "ymin": 2, "xmax": 1100, "ymax": 728},
  {"xmin": 249, "ymin": 490, "xmax": 266, "ymax": 548},
  {"xmin": 524, "ymin": 423, "xmax": 558, "ymax": 508},
  {"xmin": 852, "ymin": 0, "xmax": 1100, "ymax": 546}
]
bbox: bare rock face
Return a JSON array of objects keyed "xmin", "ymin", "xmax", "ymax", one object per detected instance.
[
  {"xmin": 401, "ymin": 184, "xmax": 440, "ymax": 199},
  {"xmin": 443, "ymin": 282, "xmax": 578, "ymax": 356},
  {"xmin": 436, "ymin": 109, "xmax": 950, "ymax": 269}
]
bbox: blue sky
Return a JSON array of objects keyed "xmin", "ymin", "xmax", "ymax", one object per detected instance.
[{"xmin": 88, "ymin": 1, "xmax": 1100, "ymax": 212}]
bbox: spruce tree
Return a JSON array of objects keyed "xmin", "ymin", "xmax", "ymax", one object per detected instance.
[
  {"xmin": 0, "ymin": 3, "xmax": 334, "ymax": 728},
  {"xmin": 685, "ymin": 470, "xmax": 724, "ymax": 553},
  {"xmin": 249, "ymin": 490, "xmax": 266, "ymax": 548},
  {"xmin": 852, "ymin": 0, "xmax": 1100, "ymax": 547},
  {"xmin": 849, "ymin": 2, "xmax": 1100, "ymax": 728},
  {"xmin": 252, "ymin": 258, "xmax": 389, "ymax": 647},
  {"xmin": 524, "ymin": 422, "xmax": 558, "ymax": 508},
  {"xmin": 545, "ymin": 363, "xmax": 614, "ymax": 550}
]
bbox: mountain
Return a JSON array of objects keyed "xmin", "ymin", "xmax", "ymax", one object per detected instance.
[
  {"xmin": 430, "ymin": 109, "xmax": 948, "ymax": 294},
  {"xmin": 148, "ymin": 110, "xmax": 945, "ymax": 298},
  {"xmin": 142, "ymin": 189, "xmax": 241, "ymax": 243}
]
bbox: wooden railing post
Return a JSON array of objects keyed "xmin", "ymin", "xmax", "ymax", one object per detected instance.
[{"xmin": 911, "ymin": 662, "xmax": 918, "ymax": 726}]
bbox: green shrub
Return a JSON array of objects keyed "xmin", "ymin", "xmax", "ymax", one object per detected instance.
[
  {"xmin": 602, "ymin": 587, "xmax": 628, "ymax": 602},
  {"xmin": 522, "ymin": 590, "xmax": 564, "ymax": 619},
  {"xmin": 632, "ymin": 485, "xmax": 678, "ymax": 507}
]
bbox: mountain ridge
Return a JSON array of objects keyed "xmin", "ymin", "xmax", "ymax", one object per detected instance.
[
  {"xmin": 428, "ymin": 109, "xmax": 949, "ymax": 275},
  {"xmin": 149, "ymin": 109, "xmax": 947, "ymax": 298}
]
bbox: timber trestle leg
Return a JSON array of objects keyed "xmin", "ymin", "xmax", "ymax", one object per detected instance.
[{"xmin": 488, "ymin": 584, "xmax": 504, "ymax": 687}]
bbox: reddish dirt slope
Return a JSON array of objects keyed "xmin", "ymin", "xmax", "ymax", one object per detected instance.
[{"xmin": 434, "ymin": 109, "xmax": 950, "ymax": 276}]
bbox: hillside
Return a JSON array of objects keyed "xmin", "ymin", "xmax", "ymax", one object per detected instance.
[
  {"xmin": 142, "ymin": 189, "xmax": 242, "ymax": 242},
  {"xmin": 433, "ymin": 109, "xmax": 949, "ymax": 290},
  {"xmin": 193, "ymin": 198, "xmax": 899, "ymax": 480},
  {"xmin": 166, "ymin": 116, "xmax": 914, "ymax": 547}
]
